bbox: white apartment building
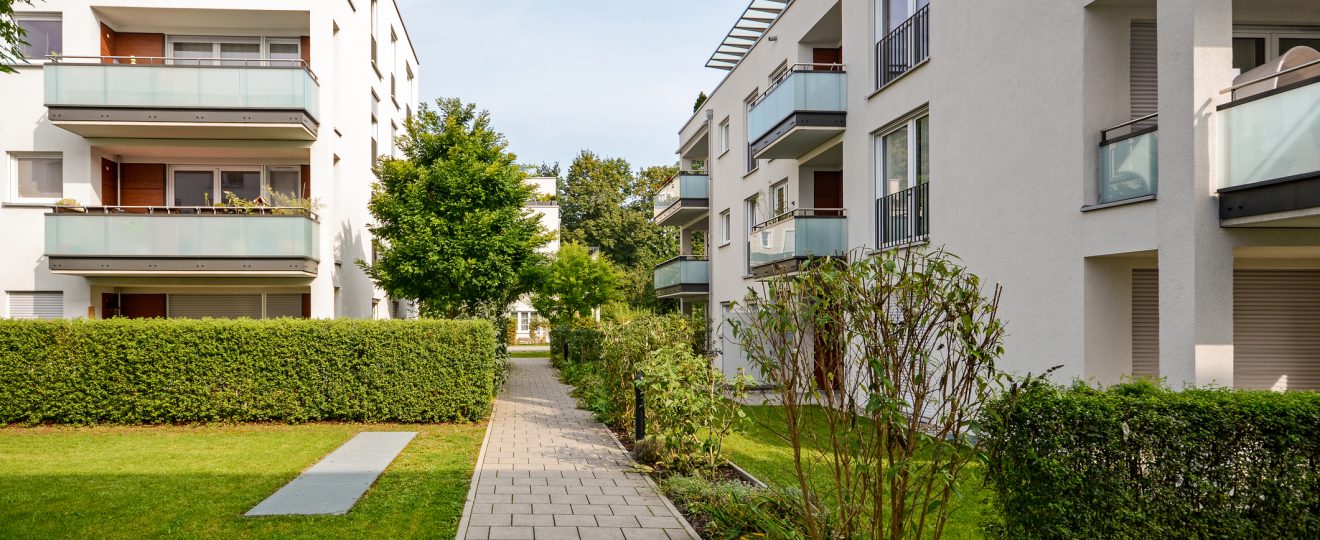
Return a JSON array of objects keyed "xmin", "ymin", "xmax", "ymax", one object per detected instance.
[
  {"xmin": 510, "ymin": 175, "xmax": 560, "ymax": 343},
  {"xmin": 1, "ymin": 0, "xmax": 419, "ymax": 320},
  {"xmin": 659, "ymin": 0, "xmax": 1320, "ymax": 391}
]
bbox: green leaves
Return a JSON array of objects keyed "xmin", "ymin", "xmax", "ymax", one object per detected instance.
[
  {"xmin": 0, "ymin": 319, "xmax": 498, "ymax": 425},
  {"xmin": 362, "ymin": 98, "xmax": 548, "ymax": 319},
  {"xmin": 530, "ymin": 243, "xmax": 621, "ymax": 323}
]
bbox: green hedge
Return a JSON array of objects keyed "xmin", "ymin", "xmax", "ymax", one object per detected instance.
[
  {"xmin": 0, "ymin": 318, "xmax": 497, "ymax": 425},
  {"xmin": 980, "ymin": 380, "xmax": 1320, "ymax": 539}
]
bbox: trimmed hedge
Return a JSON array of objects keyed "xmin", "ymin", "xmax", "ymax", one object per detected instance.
[
  {"xmin": 0, "ymin": 318, "xmax": 497, "ymax": 425},
  {"xmin": 981, "ymin": 380, "xmax": 1320, "ymax": 539}
]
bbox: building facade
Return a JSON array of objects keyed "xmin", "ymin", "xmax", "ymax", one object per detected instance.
[
  {"xmin": 1, "ymin": 0, "xmax": 419, "ymax": 320},
  {"xmin": 510, "ymin": 175, "xmax": 560, "ymax": 343},
  {"xmin": 661, "ymin": 0, "xmax": 1320, "ymax": 390}
]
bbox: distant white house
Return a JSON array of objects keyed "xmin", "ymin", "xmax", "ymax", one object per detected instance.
[{"xmin": 510, "ymin": 175, "xmax": 559, "ymax": 343}]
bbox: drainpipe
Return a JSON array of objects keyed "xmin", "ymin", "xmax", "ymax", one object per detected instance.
[{"xmin": 115, "ymin": 154, "xmax": 123, "ymax": 206}]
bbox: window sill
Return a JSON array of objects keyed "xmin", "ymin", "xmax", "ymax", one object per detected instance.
[
  {"xmin": 866, "ymin": 58, "xmax": 931, "ymax": 100},
  {"xmin": 719, "ymin": 149, "xmax": 730, "ymax": 158},
  {"xmin": 742, "ymin": 167, "xmax": 760, "ymax": 179},
  {"xmin": 868, "ymin": 239, "xmax": 930, "ymax": 255},
  {"xmin": 1081, "ymin": 194, "xmax": 1156, "ymax": 212},
  {"xmin": 718, "ymin": 241, "xmax": 731, "ymax": 248},
  {"xmin": 3, "ymin": 201, "xmax": 60, "ymax": 208}
]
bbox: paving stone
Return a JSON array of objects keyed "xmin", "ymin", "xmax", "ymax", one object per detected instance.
[
  {"xmin": 578, "ymin": 527, "xmax": 626, "ymax": 540},
  {"xmin": 535, "ymin": 526, "xmax": 582, "ymax": 540},
  {"xmin": 554, "ymin": 514, "xmax": 598, "ymax": 527},
  {"xmin": 244, "ymin": 432, "xmax": 416, "ymax": 516},
  {"xmin": 488, "ymin": 526, "xmax": 534, "ymax": 540},
  {"xmin": 621, "ymin": 529, "xmax": 670, "ymax": 540},
  {"xmin": 594, "ymin": 515, "xmax": 642, "ymax": 528},
  {"xmin": 511, "ymin": 514, "xmax": 554, "ymax": 527}
]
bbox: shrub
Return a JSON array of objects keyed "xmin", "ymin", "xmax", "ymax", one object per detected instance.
[
  {"xmin": 661, "ymin": 475, "xmax": 815, "ymax": 540},
  {"xmin": 637, "ymin": 346, "xmax": 750, "ymax": 475},
  {"xmin": 980, "ymin": 378, "xmax": 1320, "ymax": 539},
  {"xmin": 0, "ymin": 318, "xmax": 498, "ymax": 425}
]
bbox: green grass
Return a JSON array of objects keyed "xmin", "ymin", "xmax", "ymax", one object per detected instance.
[
  {"xmin": 508, "ymin": 350, "xmax": 550, "ymax": 358},
  {"xmin": 0, "ymin": 422, "xmax": 486, "ymax": 539},
  {"xmin": 724, "ymin": 405, "xmax": 994, "ymax": 539}
]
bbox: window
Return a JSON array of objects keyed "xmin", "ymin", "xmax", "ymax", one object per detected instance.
[
  {"xmin": 10, "ymin": 153, "xmax": 62, "ymax": 202},
  {"xmin": 745, "ymin": 94, "xmax": 760, "ymax": 173},
  {"xmin": 744, "ymin": 195, "xmax": 760, "ymax": 272},
  {"xmin": 7, "ymin": 291, "xmax": 62, "ymax": 320},
  {"xmin": 1232, "ymin": 28, "xmax": 1320, "ymax": 74},
  {"xmin": 719, "ymin": 210, "xmax": 732, "ymax": 245},
  {"xmin": 370, "ymin": 0, "xmax": 380, "ymax": 71},
  {"xmin": 15, "ymin": 13, "xmax": 61, "ymax": 61},
  {"xmin": 770, "ymin": 181, "xmax": 788, "ymax": 216},
  {"xmin": 517, "ymin": 312, "xmax": 532, "ymax": 333},
  {"xmin": 874, "ymin": 113, "xmax": 930, "ymax": 247},
  {"xmin": 166, "ymin": 37, "xmax": 301, "ymax": 66},
  {"xmin": 166, "ymin": 166, "xmax": 302, "ymax": 206},
  {"xmin": 372, "ymin": 91, "xmax": 381, "ymax": 164},
  {"xmin": 719, "ymin": 119, "xmax": 730, "ymax": 155}
]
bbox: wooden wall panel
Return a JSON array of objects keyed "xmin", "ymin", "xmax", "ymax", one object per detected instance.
[
  {"xmin": 116, "ymin": 33, "xmax": 165, "ymax": 63},
  {"xmin": 101, "ymin": 158, "xmax": 118, "ymax": 206},
  {"xmin": 102, "ymin": 294, "xmax": 167, "ymax": 319},
  {"xmin": 300, "ymin": 164, "xmax": 311, "ymax": 198},
  {"xmin": 300, "ymin": 36, "xmax": 311, "ymax": 65},
  {"xmin": 119, "ymin": 163, "xmax": 166, "ymax": 207},
  {"xmin": 99, "ymin": 23, "xmax": 117, "ymax": 60}
]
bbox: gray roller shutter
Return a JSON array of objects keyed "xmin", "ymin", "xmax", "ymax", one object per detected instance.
[
  {"xmin": 167, "ymin": 294, "xmax": 263, "ymax": 319},
  {"xmin": 8, "ymin": 292, "xmax": 62, "ymax": 319},
  {"xmin": 1234, "ymin": 270, "xmax": 1320, "ymax": 391},
  {"xmin": 265, "ymin": 294, "xmax": 303, "ymax": 319},
  {"xmin": 1130, "ymin": 22, "xmax": 1158, "ymax": 121},
  {"xmin": 1131, "ymin": 269, "xmax": 1159, "ymax": 379}
]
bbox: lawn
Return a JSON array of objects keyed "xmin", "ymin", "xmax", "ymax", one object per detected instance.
[
  {"xmin": 0, "ymin": 422, "xmax": 486, "ymax": 539},
  {"xmin": 723, "ymin": 405, "xmax": 995, "ymax": 539},
  {"xmin": 508, "ymin": 350, "xmax": 551, "ymax": 358}
]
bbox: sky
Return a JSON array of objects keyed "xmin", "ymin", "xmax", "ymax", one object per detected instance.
[{"xmin": 395, "ymin": 0, "xmax": 747, "ymax": 170}]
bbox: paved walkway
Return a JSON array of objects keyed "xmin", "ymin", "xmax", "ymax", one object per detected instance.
[{"xmin": 457, "ymin": 357, "xmax": 696, "ymax": 540}]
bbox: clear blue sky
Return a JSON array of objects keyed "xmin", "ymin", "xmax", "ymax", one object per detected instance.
[{"xmin": 395, "ymin": 0, "xmax": 745, "ymax": 170}]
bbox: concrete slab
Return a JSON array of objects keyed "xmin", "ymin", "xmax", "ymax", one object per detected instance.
[{"xmin": 245, "ymin": 431, "xmax": 417, "ymax": 516}]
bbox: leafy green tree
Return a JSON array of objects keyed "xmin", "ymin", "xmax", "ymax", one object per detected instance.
[
  {"xmin": 361, "ymin": 98, "xmax": 549, "ymax": 319},
  {"xmin": 530, "ymin": 243, "xmax": 619, "ymax": 323},
  {"xmin": 532, "ymin": 162, "xmax": 560, "ymax": 178},
  {"xmin": 1, "ymin": 1, "xmax": 35, "ymax": 74},
  {"xmin": 693, "ymin": 91, "xmax": 708, "ymax": 113}
]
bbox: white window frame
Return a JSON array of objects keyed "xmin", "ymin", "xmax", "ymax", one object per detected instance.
[
  {"xmin": 165, "ymin": 35, "xmax": 302, "ymax": 66},
  {"xmin": 719, "ymin": 119, "xmax": 731, "ymax": 156},
  {"xmin": 14, "ymin": 12, "xmax": 62, "ymax": 63},
  {"xmin": 719, "ymin": 209, "xmax": 732, "ymax": 246},
  {"xmin": 1232, "ymin": 27, "xmax": 1320, "ymax": 74},
  {"xmin": 517, "ymin": 312, "xmax": 532, "ymax": 333},
  {"xmin": 770, "ymin": 180, "xmax": 789, "ymax": 216},
  {"xmin": 873, "ymin": 111, "xmax": 929, "ymax": 245},
  {"xmin": 8, "ymin": 151, "xmax": 63, "ymax": 204},
  {"xmin": 166, "ymin": 165, "xmax": 302, "ymax": 207}
]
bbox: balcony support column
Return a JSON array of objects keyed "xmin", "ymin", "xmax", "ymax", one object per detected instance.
[
  {"xmin": 1155, "ymin": 0, "xmax": 1235, "ymax": 388},
  {"xmin": 680, "ymin": 227, "xmax": 696, "ymax": 255}
]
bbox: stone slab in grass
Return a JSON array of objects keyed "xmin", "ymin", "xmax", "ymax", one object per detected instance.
[{"xmin": 245, "ymin": 431, "xmax": 417, "ymax": 516}]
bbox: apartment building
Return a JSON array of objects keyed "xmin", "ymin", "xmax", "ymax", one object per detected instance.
[
  {"xmin": 1, "ymin": 0, "xmax": 419, "ymax": 320},
  {"xmin": 510, "ymin": 175, "xmax": 560, "ymax": 343},
  {"xmin": 661, "ymin": 0, "xmax": 1320, "ymax": 391}
]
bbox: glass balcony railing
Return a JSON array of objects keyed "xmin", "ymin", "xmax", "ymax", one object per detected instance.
[
  {"xmin": 653, "ymin": 256, "xmax": 709, "ymax": 291},
  {"xmin": 653, "ymin": 173, "xmax": 709, "ymax": 218},
  {"xmin": 749, "ymin": 210, "xmax": 847, "ymax": 269},
  {"xmin": 747, "ymin": 67, "xmax": 846, "ymax": 143},
  {"xmin": 1219, "ymin": 78, "xmax": 1320, "ymax": 189},
  {"xmin": 44, "ymin": 59, "xmax": 320, "ymax": 119},
  {"xmin": 45, "ymin": 212, "xmax": 319, "ymax": 260},
  {"xmin": 1099, "ymin": 115, "xmax": 1158, "ymax": 204}
]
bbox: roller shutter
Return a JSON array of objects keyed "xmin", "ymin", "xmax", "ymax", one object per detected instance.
[
  {"xmin": 8, "ymin": 292, "xmax": 62, "ymax": 319},
  {"xmin": 1130, "ymin": 22, "xmax": 1158, "ymax": 121},
  {"xmin": 1234, "ymin": 270, "xmax": 1320, "ymax": 391},
  {"xmin": 1131, "ymin": 269, "xmax": 1160, "ymax": 379},
  {"xmin": 264, "ymin": 294, "xmax": 303, "ymax": 319},
  {"xmin": 167, "ymin": 294, "xmax": 262, "ymax": 319}
]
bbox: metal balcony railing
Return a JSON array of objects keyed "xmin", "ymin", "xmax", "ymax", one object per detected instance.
[
  {"xmin": 876, "ymin": 4, "xmax": 930, "ymax": 89},
  {"xmin": 876, "ymin": 183, "xmax": 928, "ymax": 249}
]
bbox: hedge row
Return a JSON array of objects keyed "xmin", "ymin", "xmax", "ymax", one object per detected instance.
[
  {"xmin": 981, "ymin": 380, "xmax": 1320, "ymax": 539},
  {"xmin": 0, "ymin": 318, "xmax": 497, "ymax": 425}
]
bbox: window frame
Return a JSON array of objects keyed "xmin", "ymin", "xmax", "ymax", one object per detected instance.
[
  {"xmin": 13, "ymin": 12, "xmax": 62, "ymax": 63},
  {"xmin": 1232, "ymin": 26, "xmax": 1320, "ymax": 75},
  {"xmin": 744, "ymin": 91, "xmax": 761, "ymax": 174},
  {"xmin": 165, "ymin": 165, "xmax": 302, "ymax": 207},
  {"xmin": 719, "ymin": 118, "xmax": 731, "ymax": 156},
  {"xmin": 719, "ymin": 209, "xmax": 732, "ymax": 246},
  {"xmin": 8, "ymin": 151, "xmax": 63, "ymax": 203},
  {"xmin": 165, "ymin": 35, "xmax": 301, "ymax": 66},
  {"xmin": 770, "ymin": 180, "xmax": 789, "ymax": 216},
  {"xmin": 873, "ymin": 111, "xmax": 930, "ymax": 245}
]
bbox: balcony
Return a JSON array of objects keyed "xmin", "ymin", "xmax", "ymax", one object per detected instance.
[
  {"xmin": 877, "ymin": 183, "xmax": 929, "ymax": 249},
  {"xmin": 749, "ymin": 210, "xmax": 847, "ymax": 278},
  {"xmin": 654, "ymin": 256, "xmax": 709, "ymax": 298},
  {"xmin": 1098, "ymin": 114, "xmax": 1158, "ymax": 205},
  {"xmin": 1218, "ymin": 61, "xmax": 1320, "ymax": 227},
  {"xmin": 653, "ymin": 173, "xmax": 709, "ymax": 227},
  {"xmin": 747, "ymin": 65, "xmax": 846, "ymax": 160},
  {"xmin": 876, "ymin": 4, "xmax": 930, "ymax": 89},
  {"xmin": 45, "ymin": 207, "xmax": 319, "ymax": 277},
  {"xmin": 44, "ymin": 56, "xmax": 319, "ymax": 140}
]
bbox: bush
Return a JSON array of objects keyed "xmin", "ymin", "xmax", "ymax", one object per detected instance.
[
  {"xmin": 0, "ymin": 318, "xmax": 498, "ymax": 425},
  {"xmin": 661, "ymin": 475, "xmax": 813, "ymax": 540},
  {"xmin": 980, "ymin": 379, "xmax": 1320, "ymax": 539},
  {"xmin": 637, "ymin": 346, "xmax": 749, "ymax": 475}
]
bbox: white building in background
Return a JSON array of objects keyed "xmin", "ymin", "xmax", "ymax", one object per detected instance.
[
  {"xmin": 661, "ymin": 0, "xmax": 1320, "ymax": 391},
  {"xmin": 1, "ymin": 0, "xmax": 419, "ymax": 320},
  {"xmin": 510, "ymin": 175, "xmax": 560, "ymax": 342}
]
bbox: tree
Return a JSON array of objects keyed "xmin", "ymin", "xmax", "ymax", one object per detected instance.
[
  {"xmin": 693, "ymin": 91, "xmax": 708, "ymax": 113},
  {"xmin": 361, "ymin": 98, "xmax": 549, "ymax": 319},
  {"xmin": 559, "ymin": 152, "xmax": 679, "ymax": 309},
  {"xmin": 1, "ymin": 1, "xmax": 35, "ymax": 74},
  {"xmin": 530, "ymin": 243, "xmax": 619, "ymax": 323},
  {"xmin": 531, "ymin": 162, "xmax": 560, "ymax": 178}
]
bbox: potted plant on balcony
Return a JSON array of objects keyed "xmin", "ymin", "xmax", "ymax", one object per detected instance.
[{"xmin": 53, "ymin": 198, "xmax": 84, "ymax": 213}]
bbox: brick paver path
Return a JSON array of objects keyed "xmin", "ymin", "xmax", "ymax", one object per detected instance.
[{"xmin": 457, "ymin": 356, "xmax": 696, "ymax": 540}]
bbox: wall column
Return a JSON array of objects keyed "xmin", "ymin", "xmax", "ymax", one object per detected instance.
[{"xmin": 1155, "ymin": 0, "xmax": 1235, "ymax": 388}]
